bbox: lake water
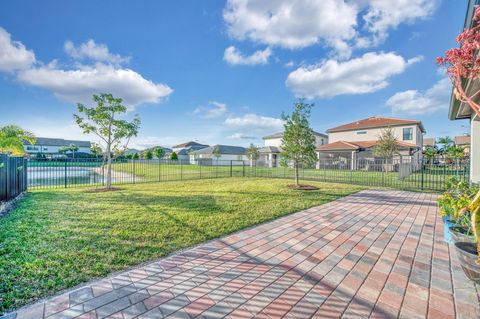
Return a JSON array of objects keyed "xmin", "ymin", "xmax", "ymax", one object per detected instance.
[{"xmin": 27, "ymin": 166, "xmax": 105, "ymax": 188}]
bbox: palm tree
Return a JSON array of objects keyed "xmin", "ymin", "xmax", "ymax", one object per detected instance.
[
  {"xmin": 424, "ymin": 146, "xmax": 438, "ymax": 165},
  {"xmin": 0, "ymin": 125, "xmax": 36, "ymax": 156},
  {"xmin": 437, "ymin": 136, "xmax": 453, "ymax": 154}
]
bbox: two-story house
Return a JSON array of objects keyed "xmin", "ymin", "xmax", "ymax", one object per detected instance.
[
  {"xmin": 258, "ymin": 131, "xmax": 328, "ymax": 167},
  {"xmin": 316, "ymin": 116, "xmax": 425, "ymax": 166}
]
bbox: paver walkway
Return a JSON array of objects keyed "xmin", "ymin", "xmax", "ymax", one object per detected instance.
[{"xmin": 4, "ymin": 189, "xmax": 480, "ymax": 319}]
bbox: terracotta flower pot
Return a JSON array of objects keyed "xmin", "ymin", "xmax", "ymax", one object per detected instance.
[
  {"xmin": 454, "ymin": 242, "xmax": 480, "ymax": 284},
  {"xmin": 449, "ymin": 226, "xmax": 476, "ymax": 243}
]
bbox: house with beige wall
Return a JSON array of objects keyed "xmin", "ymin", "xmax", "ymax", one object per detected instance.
[
  {"xmin": 258, "ymin": 131, "xmax": 328, "ymax": 167},
  {"xmin": 317, "ymin": 116, "xmax": 425, "ymax": 168}
]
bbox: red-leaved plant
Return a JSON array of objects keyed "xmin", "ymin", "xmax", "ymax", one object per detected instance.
[{"xmin": 437, "ymin": 5, "xmax": 480, "ymax": 263}]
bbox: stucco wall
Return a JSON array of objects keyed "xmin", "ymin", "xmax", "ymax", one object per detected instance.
[
  {"xmin": 264, "ymin": 135, "xmax": 328, "ymax": 147},
  {"xmin": 471, "ymin": 115, "xmax": 480, "ymax": 183},
  {"xmin": 328, "ymin": 125, "xmax": 422, "ymax": 146}
]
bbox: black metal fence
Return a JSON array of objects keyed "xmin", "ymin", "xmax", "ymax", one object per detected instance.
[
  {"xmin": 0, "ymin": 154, "xmax": 28, "ymax": 201},
  {"xmin": 26, "ymin": 157, "xmax": 470, "ymax": 192}
]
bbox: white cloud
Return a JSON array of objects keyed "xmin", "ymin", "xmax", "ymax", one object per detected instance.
[
  {"xmin": 386, "ymin": 78, "xmax": 451, "ymax": 115},
  {"xmin": 0, "ymin": 27, "xmax": 36, "ymax": 72},
  {"xmin": 64, "ymin": 39, "xmax": 130, "ymax": 64},
  {"xmin": 228, "ymin": 132, "xmax": 256, "ymax": 140},
  {"xmin": 192, "ymin": 101, "xmax": 228, "ymax": 118},
  {"xmin": 17, "ymin": 62, "xmax": 173, "ymax": 107},
  {"xmin": 223, "ymin": 0, "xmax": 439, "ymax": 56},
  {"xmin": 224, "ymin": 46, "xmax": 272, "ymax": 65},
  {"xmin": 224, "ymin": 0, "xmax": 357, "ymax": 56},
  {"xmin": 225, "ymin": 113, "xmax": 283, "ymax": 130},
  {"xmin": 362, "ymin": 0, "xmax": 439, "ymax": 45},
  {"xmin": 286, "ymin": 52, "xmax": 420, "ymax": 98}
]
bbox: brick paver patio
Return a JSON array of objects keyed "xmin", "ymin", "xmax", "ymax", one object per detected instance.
[{"xmin": 4, "ymin": 189, "xmax": 480, "ymax": 319}]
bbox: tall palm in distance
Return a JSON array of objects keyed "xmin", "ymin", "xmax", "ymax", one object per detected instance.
[{"xmin": 437, "ymin": 136, "xmax": 453, "ymax": 155}]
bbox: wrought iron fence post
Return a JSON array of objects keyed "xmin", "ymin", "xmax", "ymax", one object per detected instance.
[
  {"xmin": 133, "ymin": 160, "xmax": 136, "ymax": 184},
  {"xmin": 181, "ymin": 160, "xmax": 183, "ymax": 180},
  {"xmin": 230, "ymin": 161, "xmax": 233, "ymax": 177},
  {"xmin": 421, "ymin": 158, "xmax": 425, "ymax": 190},
  {"xmin": 64, "ymin": 161, "xmax": 67, "ymax": 188},
  {"xmin": 158, "ymin": 159, "xmax": 161, "ymax": 182},
  {"xmin": 200, "ymin": 160, "xmax": 202, "ymax": 179},
  {"xmin": 242, "ymin": 161, "xmax": 245, "ymax": 177},
  {"xmin": 382, "ymin": 159, "xmax": 385, "ymax": 186}
]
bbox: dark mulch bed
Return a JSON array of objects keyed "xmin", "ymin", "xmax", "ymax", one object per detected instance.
[{"xmin": 287, "ymin": 184, "xmax": 319, "ymax": 191}]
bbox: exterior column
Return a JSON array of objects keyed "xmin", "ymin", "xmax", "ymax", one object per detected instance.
[
  {"xmin": 471, "ymin": 115, "xmax": 480, "ymax": 183},
  {"xmin": 268, "ymin": 153, "xmax": 273, "ymax": 168},
  {"xmin": 316, "ymin": 152, "xmax": 320, "ymax": 169},
  {"xmin": 351, "ymin": 151, "xmax": 356, "ymax": 170}
]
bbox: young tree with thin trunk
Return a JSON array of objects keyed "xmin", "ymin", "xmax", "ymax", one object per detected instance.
[
  {"xmin": 74, "ymin": 93, "xmax": 140, "ymax": 189},
  {"xmin": 246, "ymin": 143, "xmax": 259, "ymax": 166},
  {"xmin": 144, "ymin": 149, "xmax": 153, "ymax": 160},
  {"xmin": 153, "ymin": 147, "xmax": 165, "ymax": 159},
  {"xmin": 90, "ymin": 143, "xmax": 103, "ymax": 158},
  {"xmin": 374, "ymin": 127, "xmax": 399, "ymax": 172},
  {"xmin": 212, "ymin": 145, "xmax": 222, "ymax": 163},
  {"xmin": 374, "ymin": 127, "xmax": 399, "ymax": 158},
  {"xmin": 280, "ymin": 100, "xmax": 317, "ymax": 186},
  {"xmin": 438, "ymin": 6, "xmax": 480, "ymax": 262},
  {"xmin": 170, "ymin": 151, "xmax": 178, "ymax": 161}
]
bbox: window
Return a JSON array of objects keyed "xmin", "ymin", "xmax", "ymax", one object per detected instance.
[
  {"xmin": 403, "ymin": 128, "xmax": 413, "ymax": 140},
  {"xmin": 356, "ymin": 131, "xmax": 367, "ymax": 135}
]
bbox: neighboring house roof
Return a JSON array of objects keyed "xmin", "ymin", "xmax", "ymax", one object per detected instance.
[
  {"xmin": 177, "ymin": 145, "xmax": 207, "ymax": 155},
  {"xmin": 124, "ymin": 149, "xmax": 140, "ymax": 155},
  {"xmin": 317, "ymin": 140, "xmax": 418, "ymax": 151},
  {"xmin": 145, "ymin": 146, "xmax": 172, "ymax": 152},
  {"xmin": 327, "ymin": 116, "xmax": 426, "ymax": 133},
  {"xmin": 172, "ymin": 141, "xmax": 209, "ymax": 149},
  {"xmin": 263, "ymin": 131, "xmax": 328, "ymax": 140},
  {"xmin": 24, "ymin": 137, "xmax": 91, "ymax": 148},
  {"xmin": 258, "ymin": 146, "xmax": 281, "ymax": 153},
  {"xmin": 193, "ymin": 145, "xmax": 246, "ymax": 155},
  {"xmin": 455, "ymin": 135, "xmax": 471, "ymax": 146},
  {"xmin": 423, "ymin": 138, "xmax": 435, "ymax": 146}
]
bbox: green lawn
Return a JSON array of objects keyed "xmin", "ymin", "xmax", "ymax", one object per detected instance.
[
  {"xmin": 0, "ymin": 177, "xmax": 364, "ymax": 314},
  {"xmin": 109, "ymin": 162, "xmax": 463, "ymax": 191}
]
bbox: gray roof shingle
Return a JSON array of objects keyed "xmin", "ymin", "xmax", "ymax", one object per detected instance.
[
  {"xmin": 24, "ymin": 137, "xmax": 91, "ymax": 148},
  {"xmin": 193, "ymin": 145, "xmax": 246, "ymax": 155}
]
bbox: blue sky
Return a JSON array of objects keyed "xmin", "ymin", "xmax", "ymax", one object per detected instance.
[{"xmin": 0, "ymin": 0, "xmax": 471, "ymax": 149}]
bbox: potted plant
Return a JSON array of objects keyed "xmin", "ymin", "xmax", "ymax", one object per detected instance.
[
  {"xmin": 454, "ymin": 192, "xmax": 480, "ymax": 283},
  {"xmin": 437, "ymin": 178, "xmax": 476, "ymax": 243}
]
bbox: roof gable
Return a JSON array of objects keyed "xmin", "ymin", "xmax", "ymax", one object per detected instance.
[{"xmin": 172, "ymin": 141, "xmax": 209, "ymax": 149}]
